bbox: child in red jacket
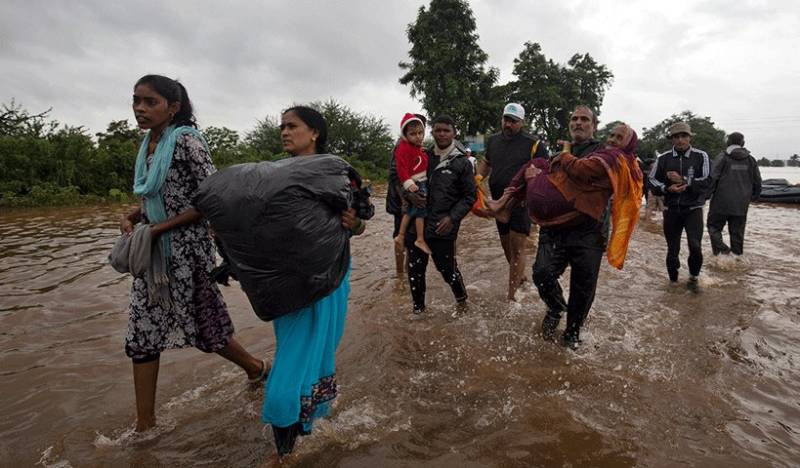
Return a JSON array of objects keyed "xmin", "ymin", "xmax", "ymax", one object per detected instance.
[{"xmin": 394, "ymin": 113, "xmax": 432, "ymax": 255}]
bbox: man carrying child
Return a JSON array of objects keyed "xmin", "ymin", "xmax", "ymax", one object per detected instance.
[{"xmin": 403, "ymin": 115, "xmax": 476, "ymax": 314}]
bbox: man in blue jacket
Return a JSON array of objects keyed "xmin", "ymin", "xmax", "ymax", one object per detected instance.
[{"xmin": 648, "ymin": 122, "xmax": 712, "ymax": 291}]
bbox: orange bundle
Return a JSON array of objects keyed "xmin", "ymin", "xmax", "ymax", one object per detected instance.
[{"xmin": 471, "ymin": 175, "xmax": 490, "ymax": 217}]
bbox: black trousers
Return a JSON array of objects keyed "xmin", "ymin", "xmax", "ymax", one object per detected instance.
[
  {"xmin": 707, "ymin": 212, "xmax": 747, "ymax": 255},
  {"xmin": 532, "ymin": 224, "xmax": 604, "ymax": 339},
  {"xmin": 663, "ymin": 206, "xmax": 704, "ymax": 281},
  {"xmin": 407, "ymin": 237, "xmax": 467, "ymax": 311}
]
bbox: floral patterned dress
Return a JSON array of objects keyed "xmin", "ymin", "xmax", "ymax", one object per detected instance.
[{"xmin": 125, "ymin": 133, "xmax": 233, "ymax": 360}]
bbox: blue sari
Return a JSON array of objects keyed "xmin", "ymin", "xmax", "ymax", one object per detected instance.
[{"xmin": 262, "ymin": 264, "xmax": 351, "ymax": 433}]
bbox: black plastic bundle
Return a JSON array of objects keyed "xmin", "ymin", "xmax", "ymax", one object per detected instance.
[{"xmin": 195, "ymin": 154, "xmax": 355, "ymax": 321}]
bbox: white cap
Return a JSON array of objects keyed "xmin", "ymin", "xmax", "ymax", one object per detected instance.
[{"xmin": 503, "ymin": 103, "xmax": 525, "ymax": 121}]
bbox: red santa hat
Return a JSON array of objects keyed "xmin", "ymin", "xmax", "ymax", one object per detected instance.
[{"xmin": 400, "ymin": 113, "xmax": 424, "ymax": 135}]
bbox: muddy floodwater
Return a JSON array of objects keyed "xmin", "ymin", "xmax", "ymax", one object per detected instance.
[{"xmin": 1, "ymin": 188, "xmax": 799, "ymax": 466}]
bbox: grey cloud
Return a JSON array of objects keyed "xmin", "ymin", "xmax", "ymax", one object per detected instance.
[{"xmin": 1, "ymin": 0, "xmax": 798, "ymax": 156}]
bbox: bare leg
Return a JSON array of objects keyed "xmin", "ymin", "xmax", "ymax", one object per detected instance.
[
  {"xmin": 216, "ymin": 338, "xmax": 266, "ymax": 380},
  {"xmin": 644, "ymin": 194, "xmax": 654, "ymax": 221},
  {"xmin": 394, "ymin": 241, "xmax": 405, "ymax": 276},
  {"xmin": 133, "ymin": 358, "xmax": 160, "ymax": 432},
  {"xmin": 413, "ymin": 217, "xmax": 432, "ymax": 255},
  {"xmin": 394, "ymin": 213, "xmax": 412, "ymax": 248},
  {"xmin": 507, "ymin": 230, "xmax": 528, "ymax": 300}
]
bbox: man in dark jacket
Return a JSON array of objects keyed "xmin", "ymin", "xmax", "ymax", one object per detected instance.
[
  {"xmin": 386, "ymin": 139, "xmax": 406, "ymax": 276},
  {"xmin": 706, "ymin": 132, "xmax": 762, "ymax": 256},
  {"xmin": 477, "ymin": 103, "xmax": 549, "ymax": 301},
  {"xmin": 648, "ymin": 122, "xmax": 713, "ymax": 290},
  {"xmin": 534, "ymin": 105, "xmax": 605, "ymax": 350},
  {"xmin": 405, "ymin": 115, "xmax": 476, "ymax": 314}
]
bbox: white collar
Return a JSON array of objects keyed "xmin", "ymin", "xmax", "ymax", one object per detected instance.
[{"xmin": 726, "ymin": 144, "xmax": 742, "ymax": 154}]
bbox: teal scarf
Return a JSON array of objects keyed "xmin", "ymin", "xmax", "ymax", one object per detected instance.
[{"xmin": 133, "ymin": 125, "xmax": 208, "ymax": 302}]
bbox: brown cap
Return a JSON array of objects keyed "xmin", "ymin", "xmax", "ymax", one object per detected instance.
[{"xmin": 667, "ymin": 122, "xmax": 693, "ymax": 137}]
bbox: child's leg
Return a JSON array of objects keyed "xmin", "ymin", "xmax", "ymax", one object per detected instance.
[
  {"xmin": 394, "ymin": 213, "xmax": 412, "ymax": 247},
  {"xmin": 413, "ymin": 217, "xmax": 432, "ymax": 255}
]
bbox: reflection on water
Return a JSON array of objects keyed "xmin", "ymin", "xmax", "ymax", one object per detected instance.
[{"xmin": 1, "ymin": 200, "xmax": 799, "ymax": 467}]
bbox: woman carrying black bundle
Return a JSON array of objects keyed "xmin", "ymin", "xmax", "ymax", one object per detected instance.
[
  {"xmin": 261, "ymin": 106, "xmax": 367, "ymax": 462},
  {"xmin": 118, "ymin": 75, "xmax": 264, "ymax": 432}
]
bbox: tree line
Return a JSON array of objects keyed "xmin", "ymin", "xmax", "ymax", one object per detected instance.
[
  {"xmin": 0, "ymin": 99, "xmax": 394, "ymax": 207},
  {"xmin": 757, "ymin": 155, "xmax": 799, "ymax": 167},
  {"xmin": 3, "ymin": 0, "xmax": 792, "ymax": 208}
]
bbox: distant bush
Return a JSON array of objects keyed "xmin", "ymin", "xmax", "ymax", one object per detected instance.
[{"xmin": 1, "ymin": 99, "xmax": 391, "ymax": 207}]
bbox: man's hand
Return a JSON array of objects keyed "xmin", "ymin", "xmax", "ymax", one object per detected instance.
[
  {"xmin": 666, "ymin": 171, "xmax": 684, "ymax": 183},
  {"xmin": 667, "ymin": 183, "xmax": 688, "ymax": 193},
  {"xmin": 435, "ymin": 216, "xmax": 453, "ymax": 236},
  {"xmin": 406, "ymin": 191, "xmax": 426, "ymax": 209}
]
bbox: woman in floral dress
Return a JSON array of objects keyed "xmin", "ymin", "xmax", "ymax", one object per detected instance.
[{"xmin": 119, "ymin": 75, "xmax": 264, "ymax": 432}]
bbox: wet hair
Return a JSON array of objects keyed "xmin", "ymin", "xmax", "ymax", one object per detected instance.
[
  {"xmin": 283, "ymin": 105, "xmax": 328, "ymax": 154},
  {"xmin": 727, "ymin": 132, "xmax": 744, "ymax": 146},
  {"xmin": 572, "ymin": 105, "xmax": 599, "ymax": 127},
  {"xmin": 432, "ymin": 115, "xmax": 456, "ymax": 130},
  {"xmin": 134, "ymin": 74, "xmax": 197, "ymax": 128},
  {"xmin": 403, "ymin": 120, "xmax": 424, "ymax": 136}
]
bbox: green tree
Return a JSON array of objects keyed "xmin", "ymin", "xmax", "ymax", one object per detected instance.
[
  {"xmin": 0, "ymin": 100, "xmax": 56, "ymax": 137},
  {"xmin": 204, "ymin": 126, "xmax": 258, "ymax": 168},
  {"xmin": 244, "ymin": 116, "xmax": 284, "ymax": 160},
  {"xmin": 243, "ymin": 100, "xmax": 393, "ymax": 179},
  {"xmin": 770, "ymin": 159, "xmax": 785, "ymax": 167},
  {"xmin": 0, "ymin": 101, "xmax": 59, "ymax": 194},
  {"xmin": 757, "ymin": 157, "xmax": 771, "ymax": 167},
  {"xmin": 203, "ymin": 126, "xmax": 239, "ymax": 154},
  {"xmin": 399, "ymin": 0, "xmax": 499, "ymax": 136},
  {"xmin": 639, "ymin": 111, "xmax": 726, "ymax": 162},
  {"xmin": 505, "ymin": 42, "xmax": 613, "ymax": 145},
  {"xmin": 315, "ymin": 99, "xmax": 393, "ymax": 168},
  {"xmin": 788, "ymin": 154, "xmax": 799, "ymax": 167},
  {"xmin": 92, "ymin": 120, "xmax": 142, "ymax": 193}
]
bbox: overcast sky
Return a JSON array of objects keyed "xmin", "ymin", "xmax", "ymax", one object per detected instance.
[{"xmin": 2, "ymin": 0, "xmax": 799, "ymax": 157}]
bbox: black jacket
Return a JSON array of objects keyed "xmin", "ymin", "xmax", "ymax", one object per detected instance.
[
  {"xmin": 648, "ymin": 146, "xmax": 712, "ymax": 209},
  {"xmin": 708, "ymin": 146, "xmax": 762, "ymax": 216},
  {"xmin": 404, "ymin": 143, "xmax": 476, "ymax": 242},
  {"xmin": 385, "ymin": 140, "xmax": 403, "ymax": 215}
]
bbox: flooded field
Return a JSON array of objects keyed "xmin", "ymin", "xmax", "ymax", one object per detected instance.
[{"xmin": 1, "ymin": 191, "xmax": 799, "ymax": 467}]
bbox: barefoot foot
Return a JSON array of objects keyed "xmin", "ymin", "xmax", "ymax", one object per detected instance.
[{"xmin": 414, "ymin": 239, "xmax": 433, "ymax": 255}]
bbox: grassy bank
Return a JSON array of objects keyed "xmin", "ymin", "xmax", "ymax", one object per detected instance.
[{"xmin": 0, "ymin": 184, "xmax": 133, "ymax": 209}]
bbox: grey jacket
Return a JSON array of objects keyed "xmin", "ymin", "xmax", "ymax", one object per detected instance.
[{"xmin": 708, "ymin": 146, "xmax": 762, "ymax": 216}]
